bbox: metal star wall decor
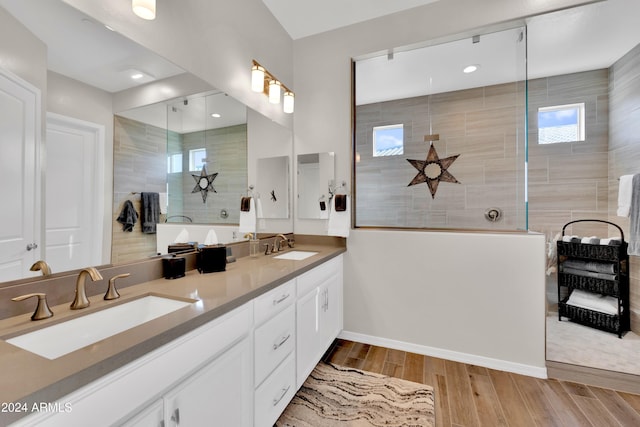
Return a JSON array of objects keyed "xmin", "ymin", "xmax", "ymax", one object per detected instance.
[
  {"xmin": 407, "ymin": 144, "xmax": 460, "ymax": 198},
  {"xmin": 191, "ymin": 166, "xmax": 218, "ymax": 203}
]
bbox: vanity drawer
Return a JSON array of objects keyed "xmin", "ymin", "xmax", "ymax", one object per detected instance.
[
  {"xmin": 254, "ymin": 353, "xmax": 296, "ymax": 427},
  {"xmin": 254, "ymin": 304, "xmax": 295, "ymax": 386},
  {"xmin": 254, "ymin": 279, "xmax": 295, "ymax": 325}
]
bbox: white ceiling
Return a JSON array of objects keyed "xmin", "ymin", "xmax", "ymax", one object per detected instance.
[{"xmin": 261, "ymin": 0, "xmax": 442, "ymax": 40}]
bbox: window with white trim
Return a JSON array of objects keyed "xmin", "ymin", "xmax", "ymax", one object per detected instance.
[
  {"xmin": 373, "ymin": 124, "xmax": 404, "ymax": 156},
  {"xmin": 538, "ymin": 103, "xmax": 585, "ymax": 144},
  {"xmin": 189, "ymin": 148, "xmax": 207, "ymax": 171}
]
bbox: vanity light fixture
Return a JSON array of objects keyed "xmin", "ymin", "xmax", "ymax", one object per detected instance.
[
  {"xmin": 251, "ymin": 60, "xmax": 294, "ymax": 113},
  {"xmin": 251, "ymin": 64, "xmax": 266, "ymax": 92},
  {"xmin": 132, "ymin": 0, "xmax": 156, "ymax": 20},
  {"xmin": 269, "ymin": 80, "xmax": 281, "ymax": 104},
  {"xmin": 283, "ymin": 91, "xmax": 295, "ymax": 114}
]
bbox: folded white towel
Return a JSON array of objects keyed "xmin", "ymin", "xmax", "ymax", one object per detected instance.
[
  {"xmin": 159, "ymin": 192, "xmax": 168, "ymax": 215},
  {"xmin": 174, "ymin": 228, "xmax": 189, "ymax": 243},
  {"xmin": 203, "ymin": 229, "xmax": 218, "ymax": 245},
  {"xmin": 567, "ymin": 289, "xmax": 619, "ymax": 316},
  {"xmin": 239, "ymin": 198, "xmax": 256, "ymax": 234},
  {"xmin": 327, "ymin": 195, "xmax": 350, "ymax": 238},
  {"xmin": 617, "ymin": 174, "xmax": 634, "ymax": 217}
]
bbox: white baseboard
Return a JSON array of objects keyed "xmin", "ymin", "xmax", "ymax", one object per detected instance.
[{"xmin": 338, "ymin": 330, "xmax": 548, "ymax": 379}]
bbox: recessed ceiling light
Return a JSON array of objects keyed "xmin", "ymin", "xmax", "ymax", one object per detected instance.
[
  {"xmin": 131, "ymin": 73, "xmax": 144, "ymax": 80},
  {"xmin": 463, "ymin": 64, "xmax": 480, "ymax": 74},
  {"xmin": 211, "ymin": 113, "xmax": 221, "ymax": 118}
]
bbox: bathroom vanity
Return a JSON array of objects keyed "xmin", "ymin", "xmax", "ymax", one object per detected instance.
[{"xmin": 0, "ymin": 241, "xmax": 345, "ymax": 426}]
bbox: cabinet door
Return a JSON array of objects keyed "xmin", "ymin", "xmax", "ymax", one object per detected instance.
[
  {"xmin": 296, "ymin": 286, "xmax": 321, "ymax": 388},
  {"xmin": 163, "ymin": 337, "xmax": 253, "ymax": 427},
  {"xmin": 321, "ymin": 273, "xmax": 342, "ymax": 352},
  {"xmin": 120, "ymin": 399, "xmax": 164, "ymax": 427}
]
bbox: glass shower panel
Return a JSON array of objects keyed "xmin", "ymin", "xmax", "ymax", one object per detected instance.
[{"xmin": 354, "ymin": 26, "xmax": 528, "ymax": 231}]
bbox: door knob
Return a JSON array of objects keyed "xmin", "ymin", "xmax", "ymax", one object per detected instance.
[{"xmin": 26, "ymin": 243, "xmax": 38, "ymax": 251}]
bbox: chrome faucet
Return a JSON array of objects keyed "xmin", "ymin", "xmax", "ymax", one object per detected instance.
[
  {"xmin": 30, "ymin": 260, "xmax": 51, "ymax": 276},
  {"xmin": 70, "ymin": 267, "xmax": 103, "ymax": 310},
  {"xmin": 274, "ymin": 234, "xmax": 290, "ymax": 252}
]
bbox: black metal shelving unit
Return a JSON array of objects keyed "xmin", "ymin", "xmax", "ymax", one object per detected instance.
[{"xmin": 557, "ymin": 219, "xmax": 630, "ymax": 338}]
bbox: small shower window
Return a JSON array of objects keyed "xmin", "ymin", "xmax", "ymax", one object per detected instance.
[
  {"xmin": 373, "ymin": 124, "xmax": 404, "ymax": 157},
  {"xmin": 538, "ymin": 103, "xmax": 585, "ymax": 144},
  {"xmin": 189, "ymin": 148, "xmax": 206, "ymax": 171}
]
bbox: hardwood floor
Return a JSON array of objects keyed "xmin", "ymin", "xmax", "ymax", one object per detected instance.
[{"xmin": 322, "ymin": 339, "xmax": 640, "ymax": 427}]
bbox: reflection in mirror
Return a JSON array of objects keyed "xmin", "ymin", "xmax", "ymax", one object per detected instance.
[
  {"xmin": 0, "ymin": 0, "xmax": 184, "ymax": 280},
  {"xmin": 114, "ymin": 90, "xmax": 248, "ymax": 263},
  {"xmin": 297, "ymin": 153, "xmax": 335, "ymax": 219},
  {"xmin": 255, "ymin": 156, "xmax": 289, "ymax": 219}
]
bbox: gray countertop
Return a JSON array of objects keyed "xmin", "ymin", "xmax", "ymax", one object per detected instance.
[{"xmin": 0, "ymin": 242, "xmax": 345, "ymax": 424}]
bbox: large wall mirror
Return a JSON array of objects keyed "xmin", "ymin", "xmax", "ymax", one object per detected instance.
[{"xmin": 0, "ymin": 0, "xmax": 293, "ymax": 281}]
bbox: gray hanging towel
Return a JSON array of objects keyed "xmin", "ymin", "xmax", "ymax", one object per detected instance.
[
  {"xmin": 141, "ymin": 192, "xmax": 160, "ymax": 234},
  {"xmin": 117, "ymin": 200, "xmax": 138, "ymax": 232}
]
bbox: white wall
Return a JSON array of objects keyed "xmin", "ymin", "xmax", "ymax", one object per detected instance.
[{"xmin": 342, "ymin": 230, "xmax": 546, "ymax": 376}]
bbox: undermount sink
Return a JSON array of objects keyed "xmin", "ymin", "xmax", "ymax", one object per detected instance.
[
  {"xmin": 273, "ymin": 250, "xmax": 319, "ymax": 261},
  {"xmin": 5, "ymin": 295, "xmax": 194, "ymax": 360}
]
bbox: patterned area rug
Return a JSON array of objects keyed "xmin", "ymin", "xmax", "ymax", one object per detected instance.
[{"xmin": 276, "ymin": 362, "xmax": 435, "ymax": 427}]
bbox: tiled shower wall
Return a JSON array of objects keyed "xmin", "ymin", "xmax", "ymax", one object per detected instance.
[
  {"xmin": 176, "ymin": 124, "xmax": 247, "ymax": 224},
  {"xmin": 355, "ymin": 70, "xmax": 609, "ymax": 234},
  {"xmin": 355, "ymin": 83, "xmax": 526, "ymax": 230},
  {"xmin": 527, "ymin": 69, "xmax": 610, "ymax": 238},
  {"xmin": 609, "ymin": 43, "xmax": 640, "ymax": 332},
  {"xmin": 112, "ymin": 116, "xmax": 167, "ymax": 264}
]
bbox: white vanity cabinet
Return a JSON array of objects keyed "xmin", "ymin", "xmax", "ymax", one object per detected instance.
[
  {"xmin": 296, "ymin": 255, "xmax": 343, "ymax": 388},
  {"xmin": 13, "ymin": 303, "xmax": 253, "ymax": 427},
  {"xmin": 161, "ymin": 337, "xmax": 253, "ymax": 427},
  {"xmin": 8, "ymin": 253, "xmax": 344, "ymax": 427},
  {"xmin": 253, "ymin": 279, "xmax": 296, "ymax": 427},
  {"xmin": 123, "ymin": 338, "xmax": 253, "ymax": 427}
]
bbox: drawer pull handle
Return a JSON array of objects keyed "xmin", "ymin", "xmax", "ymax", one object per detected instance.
[
  {"xmin": 273, "ymin": 385, "xmax": 291, "ymax": 406},
  {"xmin": 170, "ymin": 408, "xmax": 180, "ymax": 425},
  {"xmin": 273, "ymin": 293, "xmax": 290, "ymax": 305},
  {"xmin": 273, "ymin": 333, "xmax": 291, "ymax": 350}
]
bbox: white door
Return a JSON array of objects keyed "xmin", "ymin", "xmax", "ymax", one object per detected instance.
[
  {"xmin": 0, "ymin": 68, "xmax": 41, "ymax": 281},
  {"xmin": 45, "ymin": 113, "xmax": 104, "ymax": 273}
]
